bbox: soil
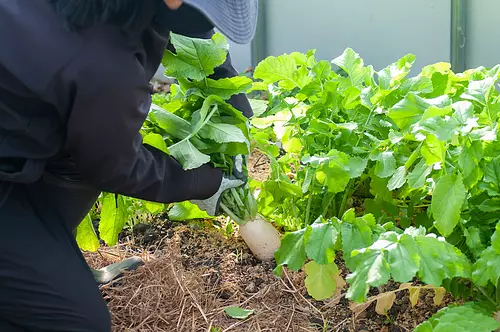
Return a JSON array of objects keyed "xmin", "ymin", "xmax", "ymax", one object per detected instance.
[{"xmin": 83, "ymin": 153, "xmax": 456, "ymax": 332}]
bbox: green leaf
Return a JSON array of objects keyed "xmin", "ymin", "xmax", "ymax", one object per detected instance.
[
  {"xmin": 374, "ymin": 151, "xmax": 396, "ymax": 179},
  {"xmin": 332, "ymin": 48, "xmax": 371, "ymax": 87},
  {"xmin": 274, "ymin": 228, "xmax": 307, "ymax": 274},
  {"xmin": 341, "ymin": 215, "xmax": 376, "ymax": 269},
  {"xmin": 347, "ymin": 156, "xmax": 368, "ymax": 178},
  {"xmin": 414, "ymin": 303, "xmax": 499, "ymax": 332},
  {"xmin": 346, "ymin": 231, "xmax": 420, "ymax": 302},
  {"xmin": 464, "ymin": 226, "xmax": 485, "ymax": 258},
  {"xmin": 224, "ymin": 307, "xmax": 254, "ymax": 319},
  {"xmin": 168, "ymin": 201, "xmax": 211, "ymax": 221},
  {"xmin": 305, "ymin": 222, "xmax": 338, "ymax": 264},
  {"xmin": 472, "ymin": 247, "xmax": 500, "ymax": 286},
  {"xmin": 491, "ymin": 221, "xmax": 500, "ymax": 255},
  {"xmin": 387, "ymin": 233, "xmax": 420, "ymax": 282},
  {"xmin": 162, "ymin": 33, "xmax": 228, "ymax": 81},
  {"xmin": 431, "ymin": 173, "xmax": 466, "ymax": 237},
  {"xmin": 407, "ymin": 159, "xmax": 432, "ymax": 189},
  {"xmin": 421, "ymin": 134, "xmax": 445, "ymax": 166},
  {"xmin": 378, "ymin": 53, "xmax": 415, "ymax": 90},
  {"xmin": 143, "ymin": 133, "xmax": 168, "ymax": 153},
  {"xmin": 477, "ymin": 199, "xmax": 500, "ymax": 212},
  {"xmin": 168, "ymin": 139, "xmax": 210, "ymax": 170},
  {"xmin": 143, "ymin": 201, "xmax": 164, "ymax": 214},
  {"xmin": 387, "ymin": 166, "xmax": 407, "ymax": 190},
  {"xmin": 150, "ymin": 104, "xmax": 191, "ymax": 140},
  {"xmin": 415, "ymin": 234, "xmax": 470, "ymax": 285},
  {"xmin": 421, "ymin": 106, "xmax": 453, "ymax": 121},
  {"xmin": 389, "ymin": 95, "xmax": 450, "ymax": 130},
  {"xmin": 346, "ymin": 250, "xmax": 390, "ymax": 303},
  {"xmin": 76, "ymin": 214, "xmax": 100, "ymax": 252},
  {"xmin": 483, "ymin": 156, "xmax": 500, "ymax": 185},
  {"xmin": 198, "ymin": 122, "xmax": 247, "ymax": 144},
  {"xmin": 191, "ymin": 76, "xmax": 253, "ymax": 99},
  {"xmin": 462, "ymin": 77, "xmax": 496, "ymax": 105},
  {"xmin": 99, "ymin": 194, "xmax": 129, "ymax": 246},
  {"xmin": 305, "ymin": 261, "xmax": 339, "ymax": 300},
  {"xmin": 254, "ymin": 54, "xmax": 299, "ymax": 88}
]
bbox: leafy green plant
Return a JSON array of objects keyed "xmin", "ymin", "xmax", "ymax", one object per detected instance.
[{"xmin": 250, "ymin": 48, "xmax": 500, "ymax": 330}]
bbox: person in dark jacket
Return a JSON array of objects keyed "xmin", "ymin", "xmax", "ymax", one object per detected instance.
[{"xmin": 0, "ymin": 0, "xmax": 257, "ymax": 331}]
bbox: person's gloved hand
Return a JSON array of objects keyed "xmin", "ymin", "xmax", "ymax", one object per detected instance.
[{"xmin": 190, "ymin": 154, "xmax": 248, "ymax": 216}]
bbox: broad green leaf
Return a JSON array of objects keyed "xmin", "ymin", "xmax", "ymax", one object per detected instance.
[
  {"xmin": 192, "ymin": 76, "xmax": 253, "ymax": 99},
  {"xmin": 143, "ymin": 201, "xmax": 164, "ymax": 214},
  {"xmin": 378, "ymin": 53, "xmax": 415, "ymax": 90},
  {"xmin": 419, "ymin": 117, "xmax": 459, "ymax": 142},
  {"xmin": 387, "ymin": 233, "xmax": 420, "ymax": 282},
  {"xmin": 274, "ymin": 228, "xmax": 307, "ymax": 274},
  {"xmin": 464, "ymin": 226, "xmax": 485, "ymax": 258},
  {"xmin": 76, "ymin": 214, "xmax": 100, "ymax": 252},
  {"xmin": 407, "ymin": 159, "xmax": 432, "ymax": 188},
  {"xmin": 421, "ymin": 106, "xmax": 453, "ymax": 121},
  {"xmin": 168, "ymin": 139, "xmax": 210, "ymax": 170},
  {"xmin": 224, "ymin": 307, "xmax": 254, "ymax": 319},
  {"xmin": 421, "ymin": 134, "xmax": 445, "ymax": 166},
  {"xmin": 452, "ymin": 101, "xmax": 475, "ymax": 125},
  {"xmin": 168, "ymin": 201, "xmax": 210, "ymax": 221},
  {"xmin": 143, "ymin": 133, "xmax": 168, "ymax": 153},
  {"xmin": 483, "ymin": 156, "xmax": 500, "ymax": 185},
  {"xmin": 99, "ymin": 194, "xmax": 129, "ymax": 246},
  {"xmin": 346, "ymin": 250, "xmax": 390, "ymax": 303},
  {"xmin": 374, "ymin": 151, "xmax": 396, "ymax": 179},
  {"xmin": 312, "ymin": 60, "xmax": 332, "ymax": 80},
  {"xmin": 150, "ymin": 104, "xmax": 191, "ymax": 140},
  {"xmin": 431, "ymin": 173, "xmax": 466, "ymax": 237},
  {"xmin": 415, "ymin": 234, "xmax": 470, "ymax": 285},
  {"xmin": 347, "ymin": 156, "xmax": 368, "ymax": 178},
  {"xmin": 306, "ymin": 151, "xmax": 351, "ymax": 194},
  {"xmin": 341, "ymin": 216, "xmax": 375, "ymax": 269},
  {"xmin": 387, "ymin": 166, "xmax": 407, "ymax": 190},
  {"xmin": 462, "ymin": 77, "xmax": 496, "ymax": 105},
  {"xmin": 491, "ymin": 221, "xmax": 500, "ymax": 254},
  {"xmin": 397, "ymin": 76, "xmax": 434, "ymax": 95},
  {"xmin": 389, "ymin": 95, "xmax": 450, "ymax": 130},
  {"xmin": 162, "ymin": 33, "xmax": 228, "ymax": 81},
  {"xmin": 459, "ymin": 143, "xmax": 479, "ymax": 179},
  {"xmin": 254, "ymin": 54, "xmax": 299, "ymax": 88},
  {"xmin": 305, "ymin": 222, "xmax": 338, "ymax": 264},
  {"xmin": 477, "ymin": 199, "xmax": 500, "ymax": 212},
  {"xmin": 472, "ymin": 247, "xmax": 500, "ymax": 286},
  {"xmin": 332, "ymin": 48, "xmax": 371, "ymax": 87},
  {"xmin": 305, "ymin": 261, "xmax": 339, "ymax": 300},
  {"xmin": 414, "ymin": 304, "xmax": 499, "ymax": 332},
  {"xmin": 198, "ymin": 122, "xmax": 247, "ymax": 144},
  {"xmin": 388, "ymin": 94, "xmax": 430, "ymax": 130}
]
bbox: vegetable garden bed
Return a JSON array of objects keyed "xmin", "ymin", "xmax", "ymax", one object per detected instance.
[{"xmin": 80, "ymin": 33, "xmax": 500, "ymax": 331}]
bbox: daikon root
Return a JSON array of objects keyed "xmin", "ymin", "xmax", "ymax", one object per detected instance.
[{"xmin": 239, "ymin": 214, "xmax": 281, "ymax": 261}]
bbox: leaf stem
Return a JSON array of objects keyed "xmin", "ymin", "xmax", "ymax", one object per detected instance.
[
  {"xmin": 338, "ymin": 179, "xmax": 354, "ymax": 218},
  {"xmin": 475, "ymin": 285, "xmax": 498, "ymax": 308},
  {"xmin": 220, "ymin": 202, "xmax": 245, "ymax": 226}
]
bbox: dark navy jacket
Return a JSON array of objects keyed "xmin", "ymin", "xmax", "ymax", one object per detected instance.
[{"xmin": 0, "ymin": 0, "xmax": 252, "ymax": 203}]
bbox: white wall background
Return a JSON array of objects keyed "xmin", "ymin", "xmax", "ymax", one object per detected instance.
[
  {"xmin": 263, "ymin": 0, "xmax": 452, "ymax": 75},
  {"xmin": 465, "ymin": 0, "xmax": 500, "ymax": 70}
]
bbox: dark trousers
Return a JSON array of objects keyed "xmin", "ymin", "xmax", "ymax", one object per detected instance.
[{"xmin": 0, "ymin": 174, "xmax": 111, "ymax": 332}]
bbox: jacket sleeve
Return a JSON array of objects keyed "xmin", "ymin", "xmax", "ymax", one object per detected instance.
[{"xmin": 61, "ymin": 46, "xmax": 222, "ymax": 204}]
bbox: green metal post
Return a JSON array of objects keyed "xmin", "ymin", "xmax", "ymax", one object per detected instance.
[
  {"xmin": 451, "ymin": 0, "xmax": 467, "ymax": 72},
  {"xmin": 251, "ymin": 0, "xmax": 267, "ymax": 68}
]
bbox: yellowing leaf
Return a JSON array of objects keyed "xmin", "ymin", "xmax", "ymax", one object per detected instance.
[
  {"xmin": 433, "ymin": 287, "xmax": 446, "ymax": 306},
  {"xmin": 305, "ymin": 261, "xmax": 339, "ymax": 300},
  {"xmin": 375, "ymin": 292, "xmax": 396, "ymax": 315},
  {"xmin": 409, "ymin": 287, "xmax": 421, "ymax": 307}
]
